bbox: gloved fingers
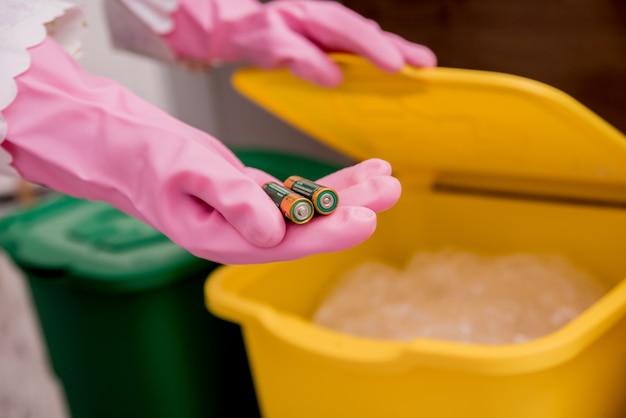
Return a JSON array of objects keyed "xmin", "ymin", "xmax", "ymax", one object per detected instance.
[
  {"xmin": 275, "ymin": 2, "xmax": 404, "ymax": 73},
  {"xmin": 175, "ymin": 159, "xmax": 388, "ymax": 264},
  {"xmin": 267, "ymin": 205, "xmax": 377, "ymax": 260},
  {"xmin": 178, "ymin": 156, "xmax": 287, "ymax": 248},
  {"xmin": 243, "ymin": 162, "xmax": 400, "ymax": 212},
  {"xmin": 244, "ymin": 159, "xmax": 402, "ymax": 212},
  {"xmin": 243, "ymin": 23, "xmax": 344, "ymax": 86},
  {"xmin": 316, "ymin": 158, "xmax": 393, "ymax": 190},
  {"xmin": 287, "ymin": 45, "xmax": 344, "ymax": 87},
  {"xmin": 332, "ymin": 175, "xmax": 401, "ymax": 213},
  {"xmin": 244, "ymin": 158, "xmax": 400, "ymax": 206},
  {"xmin": 182, "ymin": 156, "xmax": 399, "ymax": 263},
  {"xmin": 384, "ymin": 33, "xmax": 438, "ymax": 68},
  {"xmin": 314, "ymin": 159, "xmax": 401, "ymax": 212},
  {"xmin": 188, "ymin": 205, "xmax": 377, "ymax": 264}
]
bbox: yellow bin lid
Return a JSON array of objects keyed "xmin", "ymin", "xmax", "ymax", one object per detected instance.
[{"xmin": 233, "ymin": 54, "xmax": 626, "ymax": 201}]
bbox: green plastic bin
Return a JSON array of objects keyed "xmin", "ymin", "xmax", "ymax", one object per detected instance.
[
  {"xmin": 0, "ymin": 194, "xmax": 227, "ymax": 418},
  {"xmin": 0, "ymin": 149, "xmax": 344, "ymax": 418}
]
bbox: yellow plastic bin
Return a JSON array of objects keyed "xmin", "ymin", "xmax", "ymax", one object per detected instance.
[{"xmin": 205, "ymin": 55, "xmax": 626, "ymax": 418}]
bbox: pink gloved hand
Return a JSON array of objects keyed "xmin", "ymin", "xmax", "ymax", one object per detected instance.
[
  {"xmin": 161, "ymin": 0, "xmax": 437, "ymax": 86},
  {"xmin": 2, "ymin": 37, "xmax": 401, "ymax": 264}
]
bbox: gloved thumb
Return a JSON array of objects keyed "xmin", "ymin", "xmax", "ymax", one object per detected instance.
[{"xmin": 178, "ymin": 158, "xmax": 287, "ymax": 248}]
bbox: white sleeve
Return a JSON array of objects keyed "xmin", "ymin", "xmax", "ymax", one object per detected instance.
[
  {"xmin": 0, "ymin": 0, "xmax": 87, "ymax": 177},
  {"xmin": 103, "ymin": 0, "xmax": 177, "ymax": 63}
]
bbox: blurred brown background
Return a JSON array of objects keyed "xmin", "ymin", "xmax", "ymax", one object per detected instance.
[{"xmin": 342, "ymin": 0, "xmax": 626, "ymax": 135}]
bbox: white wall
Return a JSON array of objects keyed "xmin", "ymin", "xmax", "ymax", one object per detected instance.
[{"xmin": 78, "ymin": 0, "xmax": 353, "ymax": 166}]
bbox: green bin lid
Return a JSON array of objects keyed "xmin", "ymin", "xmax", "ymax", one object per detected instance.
[
  {"xmin": 0, "ymin": 149, "xmax": 343, "ymax": 293},
  {"xmin": 0, "ymin": 194, "xmax": 213, "ymax": 293}
]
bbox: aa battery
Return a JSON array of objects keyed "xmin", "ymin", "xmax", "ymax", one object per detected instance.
[
  {"xmin": 263, "ymin": 182, "xmax": 314, "ymax": 224},
  {"xmin": 283, "ymin": 176, "xmax": 338, "ymax": 215}
]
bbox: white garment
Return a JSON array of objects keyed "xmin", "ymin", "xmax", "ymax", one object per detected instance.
[
  {"xmin": 0, "ymin": 0, "xmax": 179, "ymax": 176},
  {"xmin": 0, "ymin": 0, "xmax": 83, "ymax": 177}
]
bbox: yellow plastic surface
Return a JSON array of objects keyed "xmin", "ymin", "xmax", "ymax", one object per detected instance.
[
  {"xmin": 206, "ymin": 56, "xmax": 626, "ymax": 418},
  {"xmin": 232, "ymin": 54, "xmax": 626, "ymax": 201}
]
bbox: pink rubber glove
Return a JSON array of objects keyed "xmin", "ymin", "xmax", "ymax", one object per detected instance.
[
  {"xmin": 2, "ymin": 37, "xmax": 401, "ymax": 264},
  {"xmin": 161, "ymin": 0, "xmax": 437, "ymax": 86}
]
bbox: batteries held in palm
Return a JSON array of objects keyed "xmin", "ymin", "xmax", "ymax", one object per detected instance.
[
  {"xmin": 283, "ymin": 176, "xmax": 338, "ymax": 215},
  {"xmin": 263, "ymin": 182, "xmax": 315, "ymax": 224}
]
